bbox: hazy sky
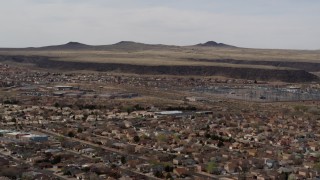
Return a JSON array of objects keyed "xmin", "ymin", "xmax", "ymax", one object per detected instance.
[{"xmin": 1, "ymin": 0, "xmax": 320, "ymax": 49}]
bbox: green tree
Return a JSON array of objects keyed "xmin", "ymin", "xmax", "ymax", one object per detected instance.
[
  {"xmin": 314, "ymin": 162, "xmax": 320, "ymax": 172},
  {"xmin": 293, "ymin": 105, "xmax": 308, "ymax": 112},
  {"xmin": 157, "ymin": 134, "xmax": 168, "ymax": 142},
  {"xmin": 77, "ymin": 127, "xmax": 83, "ymax": 133},
  {"xmin": 164, "ymin": 165, "xmax": 173, "ymax": 172},
  {"xmin": 133, "ymin": 135, "xmax": 140, "ymax": 143},
  {"xmin": 206, "ymin": 161, "xmax": 217, "ymax": 174},
  {"xmin": 217, "ymin": 141, "xmax": 224, "ymax": 147},
  {"xmin": 51, "ymin": 156, "xmax": 61, "ymax": 164},
  {"xmin": 54, "ymin": 102, "xmax": 60, "ymax": 108},
  {"xmin": 56, "ymin": 136, "xmax": 65, "ymax": 142},
  {"xmin": 153, "ymin": 170, "xmax": 164, "ymax": 178},
  {"xmin": 120, "ymin": 156, "xmax": 126, "ymax": 164},
  {"xmin": 288, "ymin": 173, "xmax": 296, "ymax": 180},
  {"xmin": 165, "ymin": 173, "xmax": 173, "ymax": 179},
  {"xmin": 205, "ymin": 133, "xmax": 211, "ymax": 139},
  {"xmin": 67, "ymin": 131, "xmax": 75, "ymax": 138}
]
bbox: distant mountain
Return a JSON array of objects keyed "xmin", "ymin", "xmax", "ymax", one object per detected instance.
[
  {"xmin": 10, "ymin": 41, "xmax": 178, "ymax": 51},
  {"xmin": 100, "ymin": 41, "xmax": 177, "ymax": 51},
  {"xmin": 0, "ymin": 41, "xmax": 236, "ymax": 51},
  {"xmin": 195, "ymin": 41, "xmax": 236, "ymax": 48},
  {"xmin": 37, "ymin": 41, "xmax": 93, "ymax": 50}
]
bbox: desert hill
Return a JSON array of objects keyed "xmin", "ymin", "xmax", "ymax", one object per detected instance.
[
  {"xmin": 195, "ymin": 41, "xmax": 236, "ymax": 48},
  {"xmin": 0, "ymin": 41, "xmax": 319, "ymax": 82}
]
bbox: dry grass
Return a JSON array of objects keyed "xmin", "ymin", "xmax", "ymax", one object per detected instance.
[{"xmin": 1, "ymin": 46, "xmax": 320, "ymax": 70}]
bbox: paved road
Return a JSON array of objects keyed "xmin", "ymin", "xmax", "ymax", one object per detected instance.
[
  {"xmin": 36, "ymin": 128, "xmax": 148, "ymax": 161},
  {"xmin": 0, "ymin": 149, "xmax": 68, "ymax": 180},
  {"xmin": 36, "ymin": 128, "xmax": 228, "ymax": 179},
  {"xmin": 35, "ymin": 128, "xmax": 162, "ymax": 180},
  {"xmin": 65, "ymin": 145, "xmax": 162, "ymax": 180}
]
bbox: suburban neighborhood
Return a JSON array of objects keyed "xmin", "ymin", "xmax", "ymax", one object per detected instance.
[{"xmin": 1, "ymin": 62, "xmax": 320, "ymax": 179}]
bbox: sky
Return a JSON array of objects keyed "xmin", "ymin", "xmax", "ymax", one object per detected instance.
[{"xmin": 0, "ymin": 0, "xmax": 320, "ymax": 49}]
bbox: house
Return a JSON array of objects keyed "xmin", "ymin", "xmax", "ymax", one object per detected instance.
[
  {"xmin": 298, "ymin": 169, "xmax": 310, "ymax": 178},
  {"xmin": 74, "ymin": 172, "xmax": 86, "ymax": 180},
  {"xmin": 173, "ymin": 157, "xmax": 183, "ymax": 165},
  {"xmin": 247, "ymin": 149, "xmax": 258, "ymax": 157},
  {"xmin": 21, "ymin": 134, "xmax": 48, "ymax": 142},
  {"xmin": 195, "ymin": 164, "xmax": 206, "ymax": 172},
  {"xmin": 186, "ymin": 96, "xmax": 206, "ymax": 102},
  {"xmin": 173, "ymin": 167, "xmax": 189, "ymax": 178},
  {"xmin": 224, "ymin": 161, "xmax": 238, "ymax": 173},
  {"xmin": 0, "ymin": 157, "xmax": 9, "ymax": 166},
  {"xmin": 282, "ymin": 153, "xmax": 293, "ymax": 160},
  {"xmin": 256, "ymin": 174, "xmax": 271, "ymax": 180},
  {"xmin": 249, "ymin": 158, "xmax": 264, "ymax": 169},
  {"xmin": 265, "ymin": 159, "xmax": 278, "ymax": 169},
  {"xmin": 79, "ymin": 148, "xmax": 96, "ymax": 156},
  {"xmin": 122, "ymin": 120, "xmax": 132, "ymax": 128},
  {"xmin": 309, "ymin": 142, "xmax": 319, "ymax": 151},
  {"xmin": 37, "ymin": 162, "xmax": 53, "ymax": 169},
  {"xmin": 0, "ymin": 176, "xmax": 11, "ymax": 180},
  {"xmin": 127, "ymin": 159, "xmax": 141, "ymax": 169},
  {"xmin": 21, "ymin": 171, "xmax": 52, "ymax": 180},
  {"xmin": 124, "ymin": 144, "xmax": 136, "ymax": 153},
  {"xmin": 54, "ymin": 85, "xmax": 74, "ymax": 91},
  {"xmin": 137, "ymin": 164, "xmax": 152, "ymax": 173},
  {"xmin": 119, "ymin": 176, "xmax": 134, "ymax": 180}
]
